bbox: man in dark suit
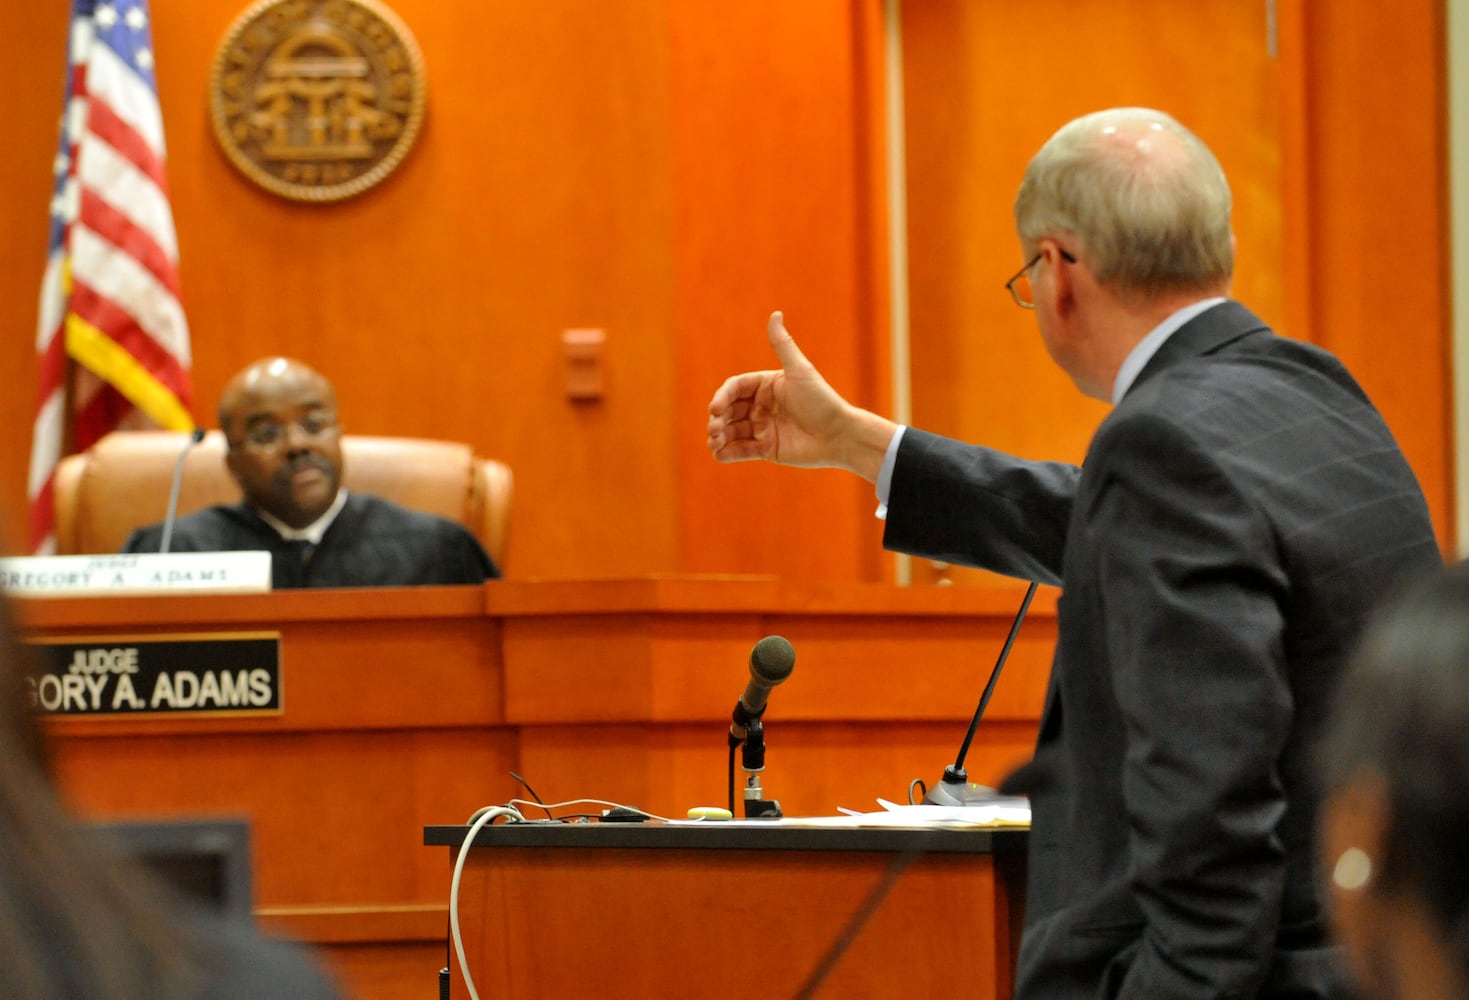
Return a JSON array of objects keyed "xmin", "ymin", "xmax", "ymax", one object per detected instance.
[
  {"xmin": 705, "ymin": 107, "xmax": 1441, "ymax": 998},
  {"xmin": 123, "ymin": 357, "xmax": 498, "ymax": 589}
]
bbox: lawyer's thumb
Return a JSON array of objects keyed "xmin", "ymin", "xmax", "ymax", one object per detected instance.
[{"xmin": 766, "ymin": 310, "xmax": 814, "ymax": 374}]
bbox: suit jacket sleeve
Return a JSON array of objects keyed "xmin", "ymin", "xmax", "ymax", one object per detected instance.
[
  {"xmin": 1084, "ymin": 409, "xmax": 1292, "ymax": 998},
  {"xmin": 882, "ymin": 427, "xmax": 1079, "ymax": 587}
]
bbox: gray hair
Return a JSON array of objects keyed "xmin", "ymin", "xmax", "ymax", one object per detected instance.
[{"xmin": 1014, "ymin": 108, "xmax": 1233, "ymax": 299}]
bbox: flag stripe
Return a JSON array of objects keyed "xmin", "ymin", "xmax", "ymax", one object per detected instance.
[
  {"xmin": 76, "ymin": 123, "xmax": 177, "ymax": 262},
  {"xmin": 85, "ymin": 87, "xmax": 165, "ymax": 191},
  {"xmin": 67, "ymin": 278, "xmax": 191, "ymax": 406},
  {"xmin": 28, "ymin": 384, "xmax": 63, "ymax": 555},
  {"xmin": 35, "ymin": 253, "xmax": 67, "ymax": 352},
  {"xmin": 70, "ymin": 223, "xmax": 190, "ymax": 360},
  {"xmin": 36, "ymin": 319, "xmax": 69, "ymax": 406},
  {"xmin": 27, "ymin": 477, "xmax": 58, "ymax": 557},
  {"xmin": 79, "ymin": 188, "xmax": 180, "ymax": 299},
  {"xmin": 28, "ymin": 390, "xmax": 65, "ymax": 497},
  {"xmin": 84, "ymin": 31, "xmax": 165, "ymax": 154}
]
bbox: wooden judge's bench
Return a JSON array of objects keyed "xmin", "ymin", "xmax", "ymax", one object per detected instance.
[{"xmin": 13, "ymin": 577, "xmax": 1052, "ymax": 999}]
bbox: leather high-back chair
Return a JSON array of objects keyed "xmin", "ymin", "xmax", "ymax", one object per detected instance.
[{"xmin": 52, "ymin": 430, "xmax": 513, "ymax": 566}]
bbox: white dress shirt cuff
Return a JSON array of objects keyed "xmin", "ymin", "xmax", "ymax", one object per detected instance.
[{"xmin": 874, "ymin": 426, "xmax": 907, "ymax": 520}]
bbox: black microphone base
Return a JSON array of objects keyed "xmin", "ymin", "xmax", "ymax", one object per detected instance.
[
  {"xmin": 921, "ymin": 776, "xmax": 999, "ymax": 807},
  {"xmin": 744, "ymin": 798, "xmax": 782, "ymax": 819}
]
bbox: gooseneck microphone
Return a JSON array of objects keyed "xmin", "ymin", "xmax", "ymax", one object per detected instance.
[
  {"xmin": 922, "ymin": 580, "xmax": 1038, "ymax": 807},
  {"xmin": 728, "ymin": 635, "xmax": 796, "ymax": 818},
  {"xmin": 159, "ymin": 428, "xmax": 206, "ymax": 554}
]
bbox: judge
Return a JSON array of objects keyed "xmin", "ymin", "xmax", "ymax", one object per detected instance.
[{"xmin": 123, "ymin": 357, "xmax": 498, "ymax": 589}]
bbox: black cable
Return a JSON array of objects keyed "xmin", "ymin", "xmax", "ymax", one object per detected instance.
[
  {"xmin": 727, "ymin": 742, "xmax": 737, "ymax": 815},
  {"xmin": 509, "ymin": 770, "xmax": 554, "ymax": 819}
]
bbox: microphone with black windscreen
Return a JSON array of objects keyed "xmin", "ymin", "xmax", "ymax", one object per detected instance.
[
  {"xmin": 729, "ymin": 634, "xmax": 796, "ymax": 742},
  {"xmin": 921, "ymin": 580, "xmax": 1038, "ymax": 806},
  {"xmin": 727, "ymin": 635, "xmax": 795, "ymax": 818},
  {"xmin": 159, "ymin": 428, "xmax": 205, "ymax": 554}
]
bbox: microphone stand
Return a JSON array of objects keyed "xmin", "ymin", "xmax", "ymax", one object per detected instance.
[
  {"xmin": 729, "ymin": 705, "xmax": 782, "ymax": 819},
  {"xmin": 160, "ymin": 428, "xmax": 206, "ymax": 554},
  {"xmin": 923, "ymin": 580, "xmax": 1038, "ymax": 806}
]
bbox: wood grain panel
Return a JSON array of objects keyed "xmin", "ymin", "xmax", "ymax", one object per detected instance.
[
  {"xmin": 21, "ymin": 587, "xmax": 515, "ymax": 910},
  {"xmin": 490, "ymin": 576, "xmax": 1051, "ymax": 818},
  {"xmin": 22, "ymin": 586, "xmax": 513, "ymax": 1000},
  {"xmin": 900, "ymin": 0, "xmax": 1298, "ymax": 586},
  {"xmin": 450, "ymin": 845, "xmax": 1009, "ymax": 1000},
  {"xmin": 19, "ymin": 580, "xmax": 1044, "ymax": 998},
  {"xmin": 0, "ymin": 3, "xmax": 71, "ymax": 540},
  {"xmin": 667, "ymin": 1, "xmax": 895, "ymax": 581},
  {"xmin": 48, "ymin": 730, "xmax": 517, "ymax": 903},
  {"xmin": 1288, "ymin": 0, "xmax": 1454, "ymax": 547}
]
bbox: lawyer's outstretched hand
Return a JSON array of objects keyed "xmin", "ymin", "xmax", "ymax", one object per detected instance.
[{"xmin": 705, "ymin": 312, "xmax": 897, "ymax": 482}]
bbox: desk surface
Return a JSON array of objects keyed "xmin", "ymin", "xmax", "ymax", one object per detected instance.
[{"xmin": 424, "ymin": 821, "xmax": 1030, "ymax": 853}]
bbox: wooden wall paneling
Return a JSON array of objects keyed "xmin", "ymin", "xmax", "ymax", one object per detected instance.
[
  {"xmin": 668, "ymin": 1, "xmax": 895, "ymax": 581},
  {"xmin": 25, "ymin": 587, "xmax": 511, "ymax": 1000},
  {"xmin": 4, "ymin": 1, "xmax": 895, "ymax": 579},
  {"xmin": 1276, "ymin": 0, "xmax": 1315, "ymax": 360},
  {"xmin": 515, "ymin": 718, "xmax": 1041, "ymax": 821},
  {"xmin": 1, "ymin": 1, "xmax": 688, "ymax": 579},
  {"xmin": 900, "ymin": 0, "xmax": 1290, "ymax": 586},
  {"xmin": 0, "ymin": 5, "xmax": 72, "ymax": 541},
  {"xmin": 48, "ymin": 729, "xmax": 516, "ymax": 903},
  {"xmin": 4, "ymin": 3, "xmax": 1451, "ymax": 566},
  {"xmin": 23, "ymin": 580, "xmax": 1045, "ymax": 995},
  {"xmin": 493, "ymin": 577, "xmax": 1054, "ymax": 818},
  {"xmin": 155, "ymin": 0, "xmax": 684, "ymax": 580},
  {"xmin": 1286, "ymin": 0, "xmax": 1454, "ymax": 549}
]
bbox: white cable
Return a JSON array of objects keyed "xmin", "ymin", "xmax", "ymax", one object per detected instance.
[
  {"xmin": 449, "ymin": 796, "xmax": 671, "ymax": 997},
  {"xmin": 507, "ymin": 797, "xmax": 672, "ymax": 822},
  {"xmin": 450, "ymin": 805, "xmax": 524, "ymax": 1000}
]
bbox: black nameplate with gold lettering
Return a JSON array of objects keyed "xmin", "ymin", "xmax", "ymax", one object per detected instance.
[{"xmin": 25, "ymin": 634, "xmax": 282, "ymax": 718}]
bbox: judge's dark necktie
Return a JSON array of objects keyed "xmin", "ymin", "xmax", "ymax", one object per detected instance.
[{"xmin": 284, "ymin": 539, "xmax": 315, "ymax": 584}]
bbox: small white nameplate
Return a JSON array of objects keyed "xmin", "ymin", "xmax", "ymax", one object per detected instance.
[{"xmin": 0, "ymin": 552, "xmax": 272, "ymax": 595}]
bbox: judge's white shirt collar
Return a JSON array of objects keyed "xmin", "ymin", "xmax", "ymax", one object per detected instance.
[{"xmin": 255, "ymin": 488, "xmax": 348, "ymax": 544}]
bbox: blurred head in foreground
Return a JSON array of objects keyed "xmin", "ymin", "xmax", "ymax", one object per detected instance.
[
  {"xmin": 0, "ymin": 581, "xmax": 340, "ymax": 998},
  {"xmin": 1319, "ymin": 560, "xmax": 1469, "ymax": 1000}
]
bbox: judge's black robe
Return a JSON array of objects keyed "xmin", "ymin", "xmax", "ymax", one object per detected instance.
[{"xmin": 121, "ymin": 493, "xmax": 498, "ymax": 589}]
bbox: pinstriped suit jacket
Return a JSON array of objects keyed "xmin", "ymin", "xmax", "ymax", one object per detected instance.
[{"xmin": 884, "ymin": 301, "xmax": 1441, "ymax": 999}]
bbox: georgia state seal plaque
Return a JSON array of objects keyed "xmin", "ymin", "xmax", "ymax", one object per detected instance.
[{"xmin": 209, "ymin": 0, "xmax": 427, "ymax": 203}]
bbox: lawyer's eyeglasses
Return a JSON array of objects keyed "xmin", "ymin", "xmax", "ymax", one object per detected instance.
[{"xmin": 1005, "ymin": 248, "xmax": 1077, "ymax": 309}]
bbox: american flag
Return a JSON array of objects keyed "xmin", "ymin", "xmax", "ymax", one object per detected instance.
[{"xmin": 28, "ymin": 0, "xmax": 194, "ymax": 554}]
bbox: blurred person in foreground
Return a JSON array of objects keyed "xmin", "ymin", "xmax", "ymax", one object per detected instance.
[
  {"xmin": 706, "ymin": 107, "xmax": 1442, "ymax": 998},
  {"xmin": 123, "ymin": 356, "xmax": 497, "ymax": 588},
  {"xmin": 1319, "ymin": 560, "xmax": 1469, "ymax": 1000},
  {"xmin": 0, "ymin": 583, "xmax": 341, "ymax": 998}
]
